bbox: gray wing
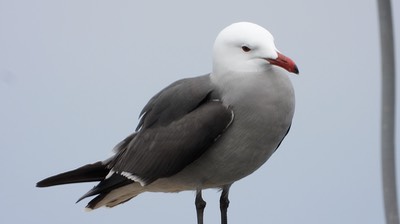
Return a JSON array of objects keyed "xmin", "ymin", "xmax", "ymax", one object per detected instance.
[{"xmin": 109, "ymin": 74, "xmax": 233, "ymax": 185}]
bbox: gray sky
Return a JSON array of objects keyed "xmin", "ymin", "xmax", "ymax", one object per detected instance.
[{"xmin": 1, "ymin": 0, "xmax": 399, "ymax": 223}]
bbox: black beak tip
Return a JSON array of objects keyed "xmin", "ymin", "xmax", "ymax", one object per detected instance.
[{"xmin": 293, "ymin": 65, "xmax": 299, "ymax": 75}]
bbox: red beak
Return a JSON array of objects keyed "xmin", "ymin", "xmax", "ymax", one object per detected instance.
[{"xmin": 266, "ymin": 52, "xmax": 299, "ymax": 74}]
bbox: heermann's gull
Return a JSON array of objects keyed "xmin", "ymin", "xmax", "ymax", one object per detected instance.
[{"xmin": 37, "ymin": 22, "xmax": 299, "ymax": 224}]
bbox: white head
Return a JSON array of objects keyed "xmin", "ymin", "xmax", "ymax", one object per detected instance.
[{"xmin": 212, "ymin": 22, "xmax": 298, "ymax": 75}]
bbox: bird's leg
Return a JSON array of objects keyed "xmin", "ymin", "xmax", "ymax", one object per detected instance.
[
  {"xmin": 195, "ymin": 189, "xmax": 206, "ymax": 224},
  {"xmin": 220, "ymin": 185, "xmax": 231, "ymax": 224}
]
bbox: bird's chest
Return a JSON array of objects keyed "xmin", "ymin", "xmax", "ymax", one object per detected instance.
[
  {"xmin": 222, "ymin": 75, "xmax": 294, "ymax": 144},
  {"xmin": 204, "ymin": 75, "xmax": 295, "ymax": 183},
  {"xmin": 223, "ymin": 97, "xmax": 292, "ymax": 161}
]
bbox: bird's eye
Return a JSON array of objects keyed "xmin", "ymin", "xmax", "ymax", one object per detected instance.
[{"xmin": 241, "ymin": 46, "xmax": 251, "ymax": 52}]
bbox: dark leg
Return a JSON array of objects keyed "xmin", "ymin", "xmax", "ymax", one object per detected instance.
[
  {"xmin": 220, "ymin": 185, "xmax": 231, "ymax": 224},
  {"xmin": 195, "ymin": 189, "xmax": 206, "ymax": 224}
]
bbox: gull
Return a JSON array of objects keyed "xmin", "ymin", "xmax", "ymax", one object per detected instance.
[{"xmin": 37, "ymin": 22, "xmax": 299, "ymax": 224}]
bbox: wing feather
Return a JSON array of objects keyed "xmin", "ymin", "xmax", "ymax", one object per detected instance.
[
  {"xmin": 108, "ymin": 74, "xmax": 233, "ymax": 185},
  {"xmin": 112, "ymin": 101, "xmax": 233, "ymax": 185}
]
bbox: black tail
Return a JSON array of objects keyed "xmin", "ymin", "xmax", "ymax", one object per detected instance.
[
  {"xmin": 36, "ymin": 135, "xmax": 138, "ymax": 209},
  {"xmin": 36, "ymin": 161, "xmax": 109, "ymax": 187}
]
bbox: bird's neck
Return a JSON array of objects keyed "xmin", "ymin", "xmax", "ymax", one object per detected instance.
[
  {"xmin": 211, "ymin": 70, "xmax": 274, "ymax": 104},
  {"xmin": 210, "ymin": 68, "xmax": 295, "ymax": 122}
]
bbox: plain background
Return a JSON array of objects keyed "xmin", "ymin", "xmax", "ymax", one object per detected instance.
[{"xmin": 1, "ymin": 0, "xmax": 399, "ymax": 223}]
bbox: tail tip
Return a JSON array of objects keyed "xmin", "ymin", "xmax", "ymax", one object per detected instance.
[{"xmin": 36, "ymin": 180, "xmax": 47, "ymax": 188}]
